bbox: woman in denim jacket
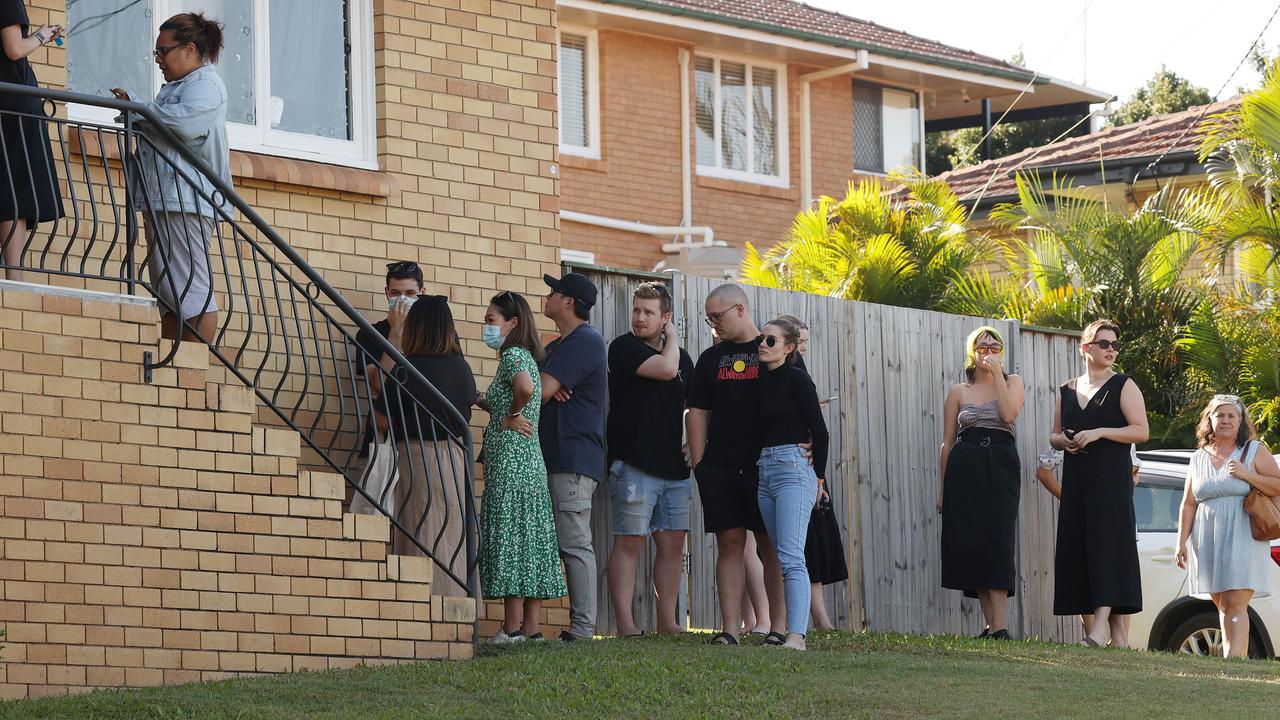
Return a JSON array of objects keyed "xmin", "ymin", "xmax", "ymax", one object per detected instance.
[{"xmin": 112, "ymin": 13, "xmax": 231, "ymax": 344}]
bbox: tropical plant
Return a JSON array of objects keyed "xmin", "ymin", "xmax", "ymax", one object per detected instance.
[{"xmin": 740, "ymin": 172, "xmax": 995, "ymax": 309}]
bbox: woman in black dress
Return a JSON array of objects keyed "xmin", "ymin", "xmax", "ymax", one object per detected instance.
[
  {"xmin": 939, "ymin": 325, "xmax": 1025, "ymax": 639},
  {"xmin": 0, "ymin": 0, "xmax": 63, "ymax": 281},
  {"xmin": 1051, "ymin": 319, "xmax": 1149, "ymax": 648}
]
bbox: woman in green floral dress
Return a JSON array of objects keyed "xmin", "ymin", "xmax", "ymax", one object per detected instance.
[{"xmin": 475, "ymin": 290, "xmax": 566, "ymax": 643}]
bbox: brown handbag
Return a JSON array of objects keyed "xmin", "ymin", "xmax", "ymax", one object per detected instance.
[{"xmin": 1241, "ymin": 441, "xmax": 1280, "ymax": 541}]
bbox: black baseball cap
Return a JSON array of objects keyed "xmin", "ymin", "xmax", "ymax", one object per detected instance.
[{"xmin": 543, "ymin": 272, "xmax": 598, "ymax": 309}]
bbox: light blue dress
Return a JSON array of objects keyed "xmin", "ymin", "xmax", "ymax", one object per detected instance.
[{"xmin": 1187, "ymin": 443, "xmax": 1272, "ymax": 598}]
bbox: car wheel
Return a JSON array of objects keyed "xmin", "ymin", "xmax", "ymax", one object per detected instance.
[{"xmin": 1167, "ymin": 611, "xmax": 1264, "ymax": 658}]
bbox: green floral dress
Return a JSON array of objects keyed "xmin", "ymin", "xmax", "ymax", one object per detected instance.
[{"xmin": 479, "ymin": 346, "xmax": 567, "ymax": 600}]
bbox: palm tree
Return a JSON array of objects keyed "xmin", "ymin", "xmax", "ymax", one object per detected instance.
[{"xmin": 740, "ymin": 172, "xmax": 994, "ymax": 309}]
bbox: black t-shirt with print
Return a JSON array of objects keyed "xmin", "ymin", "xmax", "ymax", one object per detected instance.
[
  {"xmin": 687, "ymin": 338, "xmax": 764, "ymax": 471},
  {"xmin": 606, "ymin": 332, "xmax": 695, "ymax": 480}
]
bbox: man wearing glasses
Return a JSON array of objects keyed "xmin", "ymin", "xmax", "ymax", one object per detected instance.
[{"xmin": 540, "ymin": 272, "xmax": 608, "ymax": 642}]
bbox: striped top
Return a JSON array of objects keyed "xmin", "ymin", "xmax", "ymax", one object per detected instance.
[{"xmin": 957, "ymin": 399, "xmax": 1014, "ymax": 436}]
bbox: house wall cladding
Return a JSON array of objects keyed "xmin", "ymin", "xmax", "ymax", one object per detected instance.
[{"xmin": 0, "ymin": 284, "xmax": 477, "ymax": 700}]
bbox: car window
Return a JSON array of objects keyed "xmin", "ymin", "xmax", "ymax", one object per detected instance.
[{"xmin": 1135, "ymin": 473, "xmax": 1184, "ymax": 532}]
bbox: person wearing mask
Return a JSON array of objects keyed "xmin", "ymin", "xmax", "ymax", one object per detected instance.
[
  {"xmin": 1176, "ymin": 395, "xmax": 1280, "ymax": 657},
  {"xmin": 938, "ymin": 325, "xmax": 1025, "ymax": 640},
  {"xmin": 355, "ymin": 261, "xmax": 426, "ymax": 367},
  {"xmin": 373, "ymin": 296, "xmax": 475, "ymax": 597},
  {"xmin": 474, "ymin": 290, "xmax": 566, "ymax": 643},
  {"xmin": 0, "ymin": 0, "xmax": 63, "ymax": 281},
  {"xmin": 1051, "ymin": 319, "xmax": 1149, "ymax": 648},
  {"xmin": 113, "ymin": 13, "xmax": 231, "ymax": 344},
  {"xmin": 756, "ymin": 317, "xmax": 829, "ymax": 651}
]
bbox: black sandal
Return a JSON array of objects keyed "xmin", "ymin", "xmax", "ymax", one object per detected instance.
[
  {"xmin": 709, "ymin": 631, "xmax": 739, "ymax": 645},
  {"xmin": 762, "ymin": 631, "xmax": 786, "ymax": 646}
]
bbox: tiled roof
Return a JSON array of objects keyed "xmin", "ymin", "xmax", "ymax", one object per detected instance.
[
  {"xmin": 929, "ymin": 98, "xmax": 1240, "ymax": 203},
  {"xmin": 595, "ymin": 0, "xmax": 1035, "ymax": 80}
]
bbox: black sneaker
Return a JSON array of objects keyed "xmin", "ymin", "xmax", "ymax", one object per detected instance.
[
  {"xmin": 976, "ymin": 628, "xmax": 991, "ymax": 639},
  {"xmin": 559, "ymin": 631, "xmax": 580, "ymax": 643},
  {"xmin": 989, "ymin": 629, "xmax": 1013, "ymax": 641}
]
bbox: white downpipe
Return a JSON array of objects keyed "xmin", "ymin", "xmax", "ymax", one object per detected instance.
[
  {"xmin": 679, "ymin": 48, "xmax": 693, "ymax": 245},
  {"xmin": 799, "ymin": 52, "xmax": 870, "ymax": 209},
  {"xmin": 561, "ymin": 210, "xmax": 718, "ymax": 253}
]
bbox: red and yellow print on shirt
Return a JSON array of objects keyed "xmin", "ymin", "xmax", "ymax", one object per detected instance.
[{"xmin": 716, "ymin": 352, "xmax": 759, "ymax": 380}]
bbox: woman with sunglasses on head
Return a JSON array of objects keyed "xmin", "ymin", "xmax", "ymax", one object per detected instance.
[
  {"xmin": 112, "ymin": 13, "xmax": 230, "ymax": 345},
  {"xmin": 473, "ymin": 290, "xmax": 566, "ymax": 643},
  {"xmin": 1051, "ymin": 319, "xmax": 1149, "ymax": 648},
  {"xmin": 1175, "ymin": 395, "xmax": 1280, "ymax": 657},
  {"xmin": 938, "ymin": 326, "xmax": 1025, "ymax": 640},
  {"xmin": 755, "ymin": 316, "xmax": 828, "ymax": 650}
]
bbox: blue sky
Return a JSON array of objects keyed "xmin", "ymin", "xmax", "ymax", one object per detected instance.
[{"xmin": 808, "ymin": 0, "xmax": 1280, "ymax": 103}]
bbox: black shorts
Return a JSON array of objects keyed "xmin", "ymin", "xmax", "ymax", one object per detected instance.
[{"xmin": 694, "ymin": 463, "xmax": 764, "ymax": 534}]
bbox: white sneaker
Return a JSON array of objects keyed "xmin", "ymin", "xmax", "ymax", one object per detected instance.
[{"xmin": 490, "ymin": 629, "xmax": 526, "ymax": 645}]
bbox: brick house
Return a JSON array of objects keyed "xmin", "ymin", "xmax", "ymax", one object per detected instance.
[{"xmin": 553, "ymin": 0, "xmax": 1109, "ymax": 275}]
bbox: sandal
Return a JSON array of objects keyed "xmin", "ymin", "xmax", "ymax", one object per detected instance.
[
  {"xmin": 709, "ymin": 631, "xmax": 739, "ymax": 645},
  {"xmin": 762, "ymin": 631, "xmax": 786, "ymax": 646},
  {"xmin": 1081, "ymin": 636, "xmax": 1102, "ymax": 648},
  {"xmin": 623, "ymin": 631, "xmax": 646, "ymax": 638}
]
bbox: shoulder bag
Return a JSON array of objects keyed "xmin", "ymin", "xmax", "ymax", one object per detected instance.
[{"xmin": 1241, "ymin": 440, "xmax": 1280, "ymax": 541}]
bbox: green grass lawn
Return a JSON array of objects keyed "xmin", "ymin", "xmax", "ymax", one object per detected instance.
[{"xmin": 3, "ymin": 631, "xmax": 1280, "ymax": 719}]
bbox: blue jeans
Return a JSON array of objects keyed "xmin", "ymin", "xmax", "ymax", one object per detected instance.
[{"xmin": 757, "ymin": 444, "xmax": 819, "ymax": 635}]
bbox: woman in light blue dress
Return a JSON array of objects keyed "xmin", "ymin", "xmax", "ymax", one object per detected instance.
[{"xmin": 1176, "ymin": 394, "xmax": 1280, "ymax": 657}]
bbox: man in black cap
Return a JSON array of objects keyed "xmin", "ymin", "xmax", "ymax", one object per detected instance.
[{"xmin": 539, "ymin": 271, "xmax": 607, "ymax": 642}]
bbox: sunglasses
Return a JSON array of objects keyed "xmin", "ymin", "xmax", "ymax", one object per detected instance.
[
  {"xmin": 387, "ymin": 261, "xmax": 419, "ymax": 274},
  {"xmin": 975, "ymin": 344, "xmax": 1003, "ymax": 355},
  {"xmin": 1086, "ymin": 339, "xmax": 1121, "ymax": 351},
  {"xmin": 759, "ymin": 335, "xmax": 783, "ymax": 348}
]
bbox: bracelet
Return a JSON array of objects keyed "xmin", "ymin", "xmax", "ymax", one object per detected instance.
[{"xmin": 33, "ymin": 30, "xmax": 46, "ymax": 44}]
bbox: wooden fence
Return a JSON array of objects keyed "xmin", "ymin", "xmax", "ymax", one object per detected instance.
[{"xmin": 567, "ymin": 263, "xmax": 1083, "ymax": 641}]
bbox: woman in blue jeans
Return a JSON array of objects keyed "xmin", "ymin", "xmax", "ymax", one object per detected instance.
[{"xmin": 756, "ymin": 316, "xmax": 829, "ymax": 651}]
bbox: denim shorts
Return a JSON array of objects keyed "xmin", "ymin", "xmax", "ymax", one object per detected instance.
[{"xmin": 608, "ymin": 460, "xmax": 692, "ymax": 536}]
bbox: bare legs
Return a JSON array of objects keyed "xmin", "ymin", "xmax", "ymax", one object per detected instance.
[
  {"xmin": 755, "ymin": 532, "xmax": 786, "ymax": 635},
  {"xmin": 160, "ymin": 311, "xmax": 218, "ymax": 347},
  {"xmin": 0, "ymin": 218, "xmax": 28, "ymax": 282},
  {"xmin": 741, "ymin": 532, "xmax": 769, "ymax": 634},
  {"xmin": 1212, "ymin": 589, "xmax": 1255, "ymax": 658},
  {"xmin": 715, "ymin": 528, "xmax": 746, "ymax": 639},
  {"xmin": 810, "ymin": 583, "xmax": 834, "ymax": 630},
  {"xmin": 608, "ymin": 530, "xmax": 686, "ymax": 636},
  {"xmin": 978, "ymin": 589, "xmax": 1008, "ymax": 634},
  {"xmin": 502, "ymin": 597, "xmax": 543, "ymax": 637},
  {"xmin": 652, "ymin": 531, "xmax": 686, "ymax": 634}
]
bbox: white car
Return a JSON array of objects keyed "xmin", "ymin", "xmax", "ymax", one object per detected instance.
[{"xmin": 1130, "ymin": 450, "xmax": 1280, "ymax": 657}]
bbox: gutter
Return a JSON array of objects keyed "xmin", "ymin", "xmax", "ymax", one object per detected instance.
[{"xmin": 591, "ymin": 0, "xmax": 1042, "ymax": 85}]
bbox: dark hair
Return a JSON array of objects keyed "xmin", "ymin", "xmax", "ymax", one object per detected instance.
[
  {"xmin": 1195, "ymin": 395, "xmax": 1256, "ymax": 449},
  {"xmin": 159, "ymin": 13, "xmax": 225, "ymax": 64},
  {"xmin": 634, "ymin": 281, "xmax": 672, "ymax": 315},
  {"xmin": 385, "ymin": 260, "xmax": 424, "ymax": 289},
  {"xmin": 765, "ymin": 317, "xmax": 802, "ymax": 365},
  {"xmin": 572, "ymin": 300, "xmax": 591, "ymax": 321},
  {"xmin": 401, "ymin": 296, "xmax": 459, "ymax": 357},
  {"xmin": 489, "ymin": 290, "xmax": 543, "ymax": 362},
  {"xmin": 777, "ymin": 313, "xmax": 808, "ymax": 331}
]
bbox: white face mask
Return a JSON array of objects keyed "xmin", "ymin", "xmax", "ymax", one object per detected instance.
[{"xmin": 388, "ymin": 295, "xmax": 417, "ymax": 311}]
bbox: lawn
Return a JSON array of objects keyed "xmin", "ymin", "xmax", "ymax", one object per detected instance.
[{"xmin": 3, "ymin": 632, "xmax": 1280, "ymax": 719}]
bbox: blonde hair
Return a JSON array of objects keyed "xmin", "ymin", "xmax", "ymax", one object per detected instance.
[
  {"xmin": 1080, "ymin": 319, "xmax": 1120, "ymax": 357},
  {"xmin": 963, "ymin": 325, "xmax": 1006, "ymax": 383}
]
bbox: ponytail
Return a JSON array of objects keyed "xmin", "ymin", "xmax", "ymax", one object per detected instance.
[{"xmin": 159, "ymin": 13, "xmax": 225, "ymax": 64}]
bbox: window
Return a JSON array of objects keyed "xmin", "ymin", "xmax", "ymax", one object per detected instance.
[
  {"xmin": 853, "ymin": 82, "xmax": 922, "ymax": 175},
  {"xmin": 68, "ymin": 0, "xmax": 377, "ymax": 169},
  {"xmin": 1133, "ymin": 476, "xmax": 1184, "ymax": 532},
  {"xmin": 695, "ymin": 55, "xmax": 787, "ymax": 186},
  {"xmin": 558, "ymin": 30, "xmax": 599, "ymax": 159}
]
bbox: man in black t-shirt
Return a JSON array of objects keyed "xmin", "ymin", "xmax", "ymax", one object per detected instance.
[
  {"xmin": 353, "ymin": 261, "xmax": 425, "ymax": 369},
  {"xmin": 686, "ymin": 283, "xmax": 784, "ymax": 644},
  {"xmin": 605, "ymin": 282, "xmax": 695, "ymax": 637}
]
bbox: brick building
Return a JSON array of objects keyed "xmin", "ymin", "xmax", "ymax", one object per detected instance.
[{"xmin": 554, "ymin": 0, "xmax": 1109, "ymax": 275}]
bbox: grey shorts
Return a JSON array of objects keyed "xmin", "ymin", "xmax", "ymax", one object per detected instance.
[
  {"xmin": 609, "ymin": 460, "xmax": 692, "ymax": 536},
  {"xmin": 145, "ymin": 211, "xmax": 218, "ymax": 320}
]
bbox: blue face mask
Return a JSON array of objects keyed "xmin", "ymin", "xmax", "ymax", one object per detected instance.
[{"xmin": 482, "ymin": 323, "xmax": 505, "ymax": 350}]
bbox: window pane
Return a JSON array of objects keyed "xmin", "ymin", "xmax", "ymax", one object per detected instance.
[
  {"xmin": 201, "ymin": 0, "xmax": 255, "ymax": 126},
  {"xmin": 694, "ymin": 57, "xmax": 716, "ymax": 167},
  {"xmin": 751, "ymin": 67, "xmax": 776, "ymax": 176},
  {"xmin": 269, "ymin": 0, "xmax": 350, "ymax": 139},
  {"xmin": 559, "ymin": 35, "xmax": 588, "ymax": 148},
  {"xmin": 882, "ymin": 88, "xmax": 920, "ymax": 173},
  {"xmin": 719, "ymin": 62, "xmax": 747, "ymax": 172},
  {"xmin": 67, "ymin": 0, "xmax": 153, "ymax": 101},
  {"xmin": 1134, "ymin": 481, "xmax": 1182, "ymax": 532},
  {"xmin": 852, "ymin": 83, "xmax": 883, "ymax": 173}
]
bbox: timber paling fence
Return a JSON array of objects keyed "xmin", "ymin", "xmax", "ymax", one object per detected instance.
[{"xmin": 568, "ymin": 262, "xmax": 1084, "ymax": 642}]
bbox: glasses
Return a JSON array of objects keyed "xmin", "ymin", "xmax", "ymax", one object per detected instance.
[
  {"xmin": 704, "ymin": 304, "xmax": 741, "ymax": 327},
  {"xmin": 975, "ymin": 344, "xmax": 1003, "ymax": 355},
  {"xmin": 759, "ymin": 335, "xmax": 781, "ymax": 348},
  {"xmin": 386, "ymin": 261, "xmax": 419, "ymax": 274},
  {"xmin": 152, "ymin": 43, "xmax": 186, "ymax": 59},
  {"xmin": 1086, "ymin": 339, "xmax": 1121, "ymax": 351}
]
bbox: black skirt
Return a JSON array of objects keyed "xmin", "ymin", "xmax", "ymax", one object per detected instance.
[
  {"xmin": 941, "ymin": 428, "xmax": 1021, "ymax": 598},
  {"xmin": 0, "ymin": 103, "xmax": 64, "ymax": 225},
  {"xmin": 805, "ymin": 497, "xmax": 848, "ymax": 585}
]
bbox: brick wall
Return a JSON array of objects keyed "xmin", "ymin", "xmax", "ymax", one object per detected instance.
[
  {"xmin": 0, "ymin": 283, "xmax": 477, "ymax": 699},
  {"xmin": 559, "ymin": 30, "xmax": 855, "ymax": 270}
]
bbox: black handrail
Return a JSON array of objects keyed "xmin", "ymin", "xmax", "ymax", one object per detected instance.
[{"xmin": 0, "ymin": 82, "xmax": 479, "ymax": 603}]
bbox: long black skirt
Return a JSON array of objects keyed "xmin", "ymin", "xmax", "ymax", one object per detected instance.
[
  {"xmin": 941, "ymin": 428, "xmax": 1020, "ymax": 598},
  {"xmin": 0, "ymin": 109, "xmax": 63, "ymax": 225}
]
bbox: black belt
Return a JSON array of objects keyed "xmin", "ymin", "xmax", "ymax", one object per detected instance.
[{"xmin": 958, "ymin": 428, "xmax": 1014, "ymax": 446}]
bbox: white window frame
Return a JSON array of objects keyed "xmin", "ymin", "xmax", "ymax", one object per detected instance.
[
  {"xmin": 694, "ymin": 52, "xmax": 789, "ymax": 188},
  {"xmin": 557, "ymin": 27, "xmax": 601, "ymax": 160},
  {"xmin": 852, "ymin": 80, "xmax": 925, "ymax": 177},
  {"xmin": 69, "ymin": 0, "xmax": 378, "ymax": 170}
]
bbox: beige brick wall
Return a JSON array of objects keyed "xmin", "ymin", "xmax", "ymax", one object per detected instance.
[
  {"xmin": 0, "ymin": 284, "xmax": 478, "ymax": 699},
  {"xmin": 559, "ymin": 30, "xmax": 855, "ymax": 270}
]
